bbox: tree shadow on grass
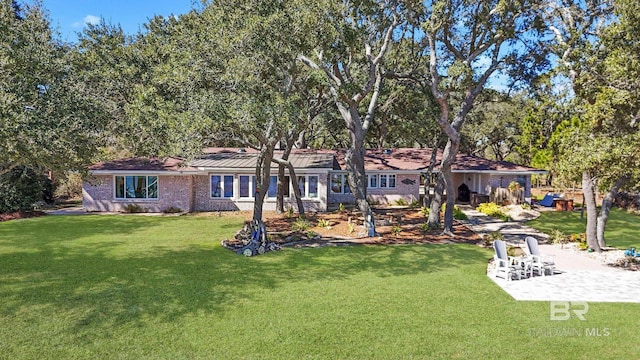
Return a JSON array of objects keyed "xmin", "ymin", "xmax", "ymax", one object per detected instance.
[{"xmin": 0, "ymin": 216, "xmax": 492, "ymax": 338}]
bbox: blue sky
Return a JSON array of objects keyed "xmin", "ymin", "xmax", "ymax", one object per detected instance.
[{"xmin": 42, "ymin": 0, "xmax": 197, "ymax": 43}]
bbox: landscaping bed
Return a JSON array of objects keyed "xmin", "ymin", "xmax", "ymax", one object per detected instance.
[{"xmin": 260, "ymin": 207, "xmax": 481, "ymax": 247}]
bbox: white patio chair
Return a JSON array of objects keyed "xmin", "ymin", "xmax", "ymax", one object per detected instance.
[
  {"xmin": 493, "ymin": 240, "xmax": 524, "ymax": 281},
  {"xmin": 524, "ymin": 236, "xmax": 556, "ymax": 276}
]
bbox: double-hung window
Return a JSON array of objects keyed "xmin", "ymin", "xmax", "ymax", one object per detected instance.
[
  {"xmin": 368, "ymin": 174, "xmax": 378, "ymax": 188},
  {"xmin": 211, "ymin": 175, "xmax": 234, "ymax": 198},
  {"xmin": 115, "ymin": 175, "xmax": 158, "ymax": 199},
  {"xmin": 297, "ymin": 175, "xmax": 319, "ymax": 198},
  {"xmin": 366, "ymin": 173, "xmax": 396, "ymax": 189},
  {"xmin": 388, "ymin": 174, "xmax": 396, "ymax": 188}
]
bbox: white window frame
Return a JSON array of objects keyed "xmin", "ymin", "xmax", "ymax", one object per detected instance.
[
  {"xmin": 297, "ymin": 175, "xmax": 319, "ymax": 199},
  {"xmin": 239, "ymin": 175, "xmax": 256, "ymax": 199},
  {"xmin": 388, "ymin": 174, "xmax": 396, "ymax": 188},
  {"xmin": 368, "ymin": 174, "xmax": 378, "ymax": 188},
  {"xmin": 267, "ymin": 175, "xmax": 290, "ymax": 199},
  {"xmin": 330, "ymin": 173, "xmax": 351, "ymax": 194},
  {"xmin": 210, "ymin": 174, "xmax": 234, "ymax": 199},
  {"xmin": 114, "ymin": 175, "xmax": 158, "ymax": 200},
  {"xmin": 366, "ymin": 173, "xmax": 397, "ymax": 189}
]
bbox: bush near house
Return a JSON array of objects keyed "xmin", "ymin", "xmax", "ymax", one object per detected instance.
[
  {"xmin": 476, "ymin": 202, "xmax": 510, "ymax": 221},
  {"xmin": 0, "ymin": 167, "xmax": 54, "ymax": 213}
]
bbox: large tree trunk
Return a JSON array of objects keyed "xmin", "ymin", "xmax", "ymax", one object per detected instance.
[
  {"xmin": 422, "ymin": 140, "xmax": 440, "ymax": 208},
  {"xmin": 344, "ymin": 145, "xmax": 376, "ymax": 236},
  {"xmin": 286, "ymin": 162, "xmax": 305, "ymax": 217},
  {"xmin": 271, "ymin": 156, "xmax": 306, "ymax": 217},
  {"xmin": 596, "ymin": 175, "xmax": 627, "ymax": 248},
  {"xmin": 582, "ymin": 171, "xmax": 601, "ymax": 252},
  {"xmin": 276, "ymin": 162, "xmax": 286, "ymax": 213},
  {"xmin": 253, "ymin": 147, "xmax": 274, "ymax": 223},
  {"xmin": 427, "ymin": 172, "xmax": 445, "ymax": 227},
  {"xmin": 439, "ymin": 139, "xmax": 460, "ymax": 235}
]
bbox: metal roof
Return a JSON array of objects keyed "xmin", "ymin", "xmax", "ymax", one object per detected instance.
[{"xmin": 190, "ymin": 149, "xmax": 336, "ymax": 169}]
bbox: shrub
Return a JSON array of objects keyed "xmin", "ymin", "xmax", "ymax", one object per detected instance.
[
  {"xmin": 392, "ymin": 225, "xmax": 402, "ymax": 237},
  {"xmin": 453, "ymin": 206, "xmax": 468, "ymax": 220},
  {"xmin": 123, "ymin": 204, "xmax": 147, "ymax": 213},
  {"xmin": 317, "ymin": 219, "xmax": 330, "ymax": 228},
  {"xmin": 285, "ymin": 207, "xmax": 294, "ymax": 218},
  {"xmin": 291, "ymin": 217, "xmax": 311, "ymax": 232},
  {"xmin": 338, "ymin": 203, "xmax": 345, "ymax": 213},
  {"xmin": 439, "ymin": 203, "xmax": 468, "ymax": 220},
  {"xmin": 409, "ymin": 200, "xmax": 420, "ymax": 209},
  {"xmin": 420, "ymin": 207, "xmax": 430, "ymax": 217},
  {"xmin": 549, "ymin": 229, "xmax": 568, "ymax": 245},
  {"xmin": 394, "ymin": 198, "xmax": 408, "ymax": 206},
  {"xmin": 347, "ymin": 223, "xmax": 355, "ymax": 234},
  {"xmin": 476, "ymin": 202, "xmax": 510, "ymax": 221},
  {"xmin": 483, "ymin": 231, "xmax": 503, "ymax": 247},
  {"xmin": 54, "ymin": 172, "xmax": 83, "ymax": 200},
  {"xmin": 163, "ymin": 206, "xmax": 183, "ymax": 214},
  {"xmin": 0, "ymin": 167, "xmax": 54, "ymax": 213}
]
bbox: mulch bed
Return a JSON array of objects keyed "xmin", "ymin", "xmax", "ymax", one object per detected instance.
[
  {"xmin": 0, "ymin": 211, "xmax": 46, "ymax": 222},
  {"xmin": 262, "ymin": 208, "xmax": 482, "ymax": 248}
]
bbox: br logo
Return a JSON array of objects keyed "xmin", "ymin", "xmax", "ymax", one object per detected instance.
[{"xmin": 550, "ymin": 301, "xmax": 589, "ymax": 321}]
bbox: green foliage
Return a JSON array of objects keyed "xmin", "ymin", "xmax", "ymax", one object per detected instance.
[
  {"xmin": 316, "ymin": 219, "xmax": 330, "ymax": 228},
  {"xmin": 392, "ymin": 225, "xmax": 402, "ymax": 237},
  {"xmin": 0, "ymin": 167, "xmax": 53, "ymax": 213},
  {"xmin": 338, "ymin": 203, "xmax": 345, "ymax": 213},
  {"xmin": 476, "ymin": 202, "xmax": 510, "ymax": 221},
  {"xmin": 1, "ymin": 1, "xmax": 106, "ymax": 174},
  {"xmin": 409, "ymin": 200, "xmax": 420, "ymax": 210},
  {"xmin": 453, "ymin": 206, "xmax": 468, "ymax": 220},
  {"xmin": 347, "ymin": 222, "xmax": 355, "ymax": 234},
  {"xmin": 285, "ymin": 207, "xmax": 294, "ymax": 219},
  {"xmin": 420, "ymin": 206, "xmax": 430, "ymax": 217},
  {"xmin": 291, "ymin": 217, "xmax": 311, "ymax": 232},
  {"xmin": 549, "ymin": 229, "xmax": 568, "ymax": 245},
  {"xmin": 54, "ymin": 172, "xmax": 83, "ymax": 200},
  {"xmin": 394, "ymin": 198, "xmax": 408, "ymax": 206},
  {"xmin": 123, "ymin": 204, "xmax": 147, "ymax": 213},
  {"xmin": 483, "ymin": 231, "xmax": 504, "ymax": 247}
]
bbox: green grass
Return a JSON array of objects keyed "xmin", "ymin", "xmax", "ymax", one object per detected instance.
[
  {"xmin": 0, "ymin": 215, "xmax": 639, "ymax": 359},
  {"xmin": 527, "ymin": 208, "xmax": 640, "ymax": 249}
]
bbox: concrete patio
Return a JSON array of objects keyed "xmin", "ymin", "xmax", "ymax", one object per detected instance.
[{"xmin": 461, "ymin": 206, "xmax": 640, "ymax": 303}]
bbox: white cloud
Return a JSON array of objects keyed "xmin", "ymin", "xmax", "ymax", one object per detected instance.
[{"xmin": 72, "ymin": 14, "xmax": 101, "ymax": 28}]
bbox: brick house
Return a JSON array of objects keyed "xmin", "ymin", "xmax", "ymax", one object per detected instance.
[{"xmin": 82, "ymin": 148, "xmax": 545, "ymax": 213}]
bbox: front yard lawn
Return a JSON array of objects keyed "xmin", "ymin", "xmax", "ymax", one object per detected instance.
[
  {"xmin": 0, "ymin": 215, "xmax": 638, "ymax": 359},
  {"xmin": 527, "ymin": 207, "xmax": 640, "ymax": 249}
]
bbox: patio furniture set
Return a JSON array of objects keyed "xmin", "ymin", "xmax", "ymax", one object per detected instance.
[{"xmin": 493, "ymin": 236, "xmax": 556, "ymax": 281}]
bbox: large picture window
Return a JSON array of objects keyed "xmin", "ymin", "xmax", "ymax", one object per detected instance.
[
  {"xmin": 115, "ymin": 176, "xmax": 158, "ymax": 199},
  {"xmin": 211, "ymin": 175, "xmax": 234, "ymax": 198}
]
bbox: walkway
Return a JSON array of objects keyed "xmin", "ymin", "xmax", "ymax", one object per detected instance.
[{"xmin": 460, "ymin": 207, "xmax": 640, "ymax": 303}]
